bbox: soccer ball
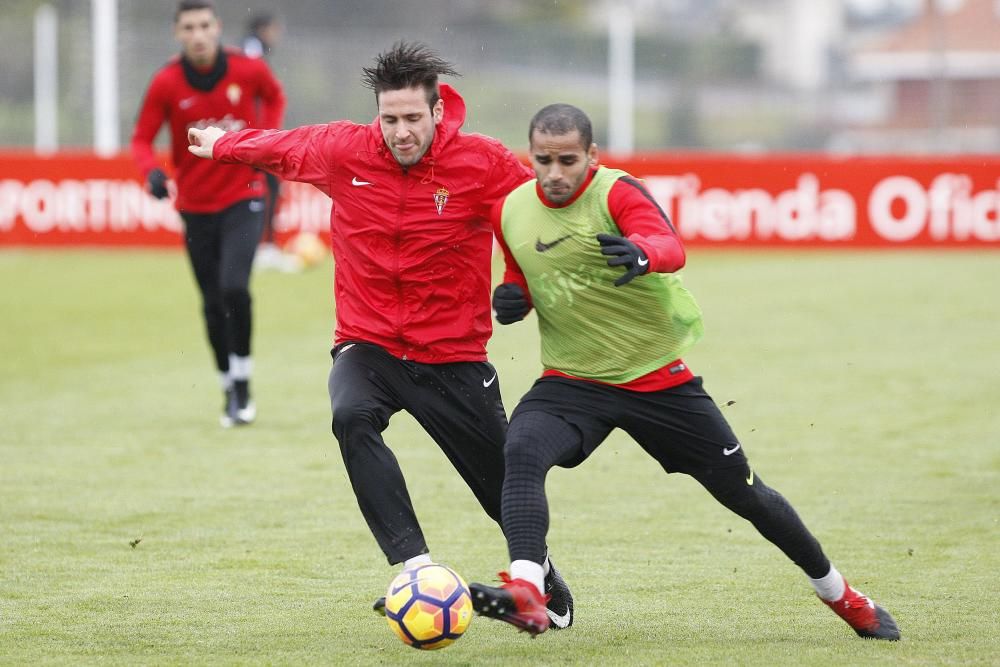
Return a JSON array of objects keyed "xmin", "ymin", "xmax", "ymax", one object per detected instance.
[
  {"xmin": 384, "ymin": 563, "xmax": 474, "ymax": 650},
  {"xmin": 283, "ymin": 231, "xmax": 327, "ymax": 269}
]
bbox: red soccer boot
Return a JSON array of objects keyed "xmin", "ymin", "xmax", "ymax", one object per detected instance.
[
  {"xmin": 469, "ymin": 572, "xmax": 551, "ymax": 636},
  {"xmin": 822, "ymin": 579, "xmax": 901, "ymax": 640}
]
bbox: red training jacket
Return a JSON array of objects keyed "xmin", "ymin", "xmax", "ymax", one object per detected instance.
[
  {"xmin": 131, "ymin": 46, "xmax": 286, "ymax": 213},
  {"xmin": 213, "ymin": 84, "xmax": 533, "ymax": 363}
]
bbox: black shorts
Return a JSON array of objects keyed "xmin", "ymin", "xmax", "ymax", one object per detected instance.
[{"xmin": 510, "ymin": 376, "xmax": 747, "ymax": 474}]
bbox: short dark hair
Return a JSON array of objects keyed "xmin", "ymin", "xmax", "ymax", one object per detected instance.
[
  {"xmin": 175, "ymin": 0, "xmax": 216, "ymax": 21},
  {"xmin": 361, "ymin": 41, "xmax": 460, "ymax": 108},
  {"xmin": 529, "ymin": 103, "xmax": 593, "ymax": 150},
  {"xmin": 248, "ymin": 12, "xmax": 275, "ymax": 35}
]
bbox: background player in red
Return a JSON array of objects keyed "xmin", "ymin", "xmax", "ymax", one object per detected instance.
[
  {"xmin": 187, "ymin": 42, "xmax": 574, "ymax": 624},
  {"xmin": 469, "ymin": 103, "xmax": 900, "ymax": 641},
  {"xmin": 131, "ymin": 0, "xmax": 286, "ymax": 427}
]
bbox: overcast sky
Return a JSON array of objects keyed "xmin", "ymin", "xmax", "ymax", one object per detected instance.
[
  {"xmin": 845, "ymin": 0, "xmax": 969, "ymax": 13},
  {"xmin": 845, "ymin": 0, "xmax": 921, "ymax": 13}
]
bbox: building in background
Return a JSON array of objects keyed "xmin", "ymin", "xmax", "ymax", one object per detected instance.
[
  {"xmin": 731, "ymin": 0, "xmax": 845, "ymax": 91},
  {"xmin": 3, "ymin": 0, "xmax": 997, "ymax": 154},
  {"xmin": 839, "ymin": 0, "xmax": 1000, "ymax": 152}
]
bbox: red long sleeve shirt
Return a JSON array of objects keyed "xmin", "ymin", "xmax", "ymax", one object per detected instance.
[{"xmin": 131, "ymin": 47, "xmax": 286, "ymax": 213}]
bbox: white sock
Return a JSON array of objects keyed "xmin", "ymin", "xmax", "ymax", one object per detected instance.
[
  {"xmin": 219, "ymin": 372, "xmax": 233, "ymax": 390},
  {"xmin": 510, "ymin": 559, "xmax": 545, "ymax": 596},
  {"xmin": 403, "ymin": 554, "xmax": 432, "ymax": 570},
  {"xmin": 809, "ymin": 564, "xmax": 846, "ymax": 601},
  {"xmin": 542, "ymin": 552, "xmax": 551, "ymax": 576},
  {"xmin": 228, "ymin": 355, "xmax": 253, "ymax": 381}
]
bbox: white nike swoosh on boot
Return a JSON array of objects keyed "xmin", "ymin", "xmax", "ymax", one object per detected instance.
[{"xmin": 547, "ymin": 608, "xmax": 572, "ymax": 628}]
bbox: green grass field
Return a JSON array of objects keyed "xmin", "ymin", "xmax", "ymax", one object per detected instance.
[{"xmin": 1, "ymin": 248, "xmax": 997, "ymax": 666}]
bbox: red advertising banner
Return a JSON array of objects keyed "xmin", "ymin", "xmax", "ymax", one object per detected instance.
[
  {"xmin": 619, "ymin": 152, "xmax": 1000, "ymax": 247},
  {"xmin": 0, "ymin": 152, "xmax": 331, "ymax": 248},
  {"xmin": 1, "ymin": 151, "xmax": 998, "ymax": 247}
]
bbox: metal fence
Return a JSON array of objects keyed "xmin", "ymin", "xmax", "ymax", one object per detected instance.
[{"xmin": 2, "ymin": 0, "xmax": 998, "ymax": 154}]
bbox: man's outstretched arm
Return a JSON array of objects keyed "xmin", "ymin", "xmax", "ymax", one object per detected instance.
[
  {"xmin": 188, "ymin": 124, "xmax": 338, "ymax": 195},
  {"xmin": 187, "ymin": 126, "xmax": 226, "ymax": 159}
]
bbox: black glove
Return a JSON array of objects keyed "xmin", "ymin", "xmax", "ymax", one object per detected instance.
[
  {"xmin": 147, "ymin": 168, "xmax": 169, "ymax": 200},
  {"xmin": 492, "ymin": 282, "xmax": 530, "ymax": 324},
  {"xmin": 596, "ymin": 233, "xmax": 649, "ymax": 286}
]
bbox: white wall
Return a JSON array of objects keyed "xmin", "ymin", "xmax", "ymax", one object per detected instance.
[{"xmin": 737, "ymin": 0, "xmax": 845, "ymax": 90}]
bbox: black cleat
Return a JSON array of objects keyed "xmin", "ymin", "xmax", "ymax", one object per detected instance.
[
  {"xmin": 373, "ymin": 596, "xmax": 386, "ymax": 616},
  {"xmin": 233, "ymin": 379, "xmax": 256, "ymax": 425},
  {"xmin": 220, "ymin": 387, "xmax": 239, "ymax": 428},
  {"xmin": 544, "ymin": 558, "xmax": 574, "ymax": 629}
]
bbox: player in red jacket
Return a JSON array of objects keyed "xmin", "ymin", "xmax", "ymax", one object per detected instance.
[
  {"xmin": 131, "ymin": 0, "xmax": 285, "ymax": 428},
  {"xmin": 187, "ymin": 41, "xmax": 574, "ymax": 626}
]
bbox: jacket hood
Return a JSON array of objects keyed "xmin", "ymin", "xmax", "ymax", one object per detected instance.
[
  {"xmin": 370, "ymin": 83, "xmax": 466, "ymax": 163},
  {"xmin": 432, "ymin": 83, "xmax": 466, "ymax": 150}
]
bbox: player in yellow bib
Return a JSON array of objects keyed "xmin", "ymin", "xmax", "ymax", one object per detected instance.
[{"xmin": 469, "ymin": 104, "xmax": 900, "ymax": 641}]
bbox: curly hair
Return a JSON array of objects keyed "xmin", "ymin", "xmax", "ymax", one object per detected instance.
[{"xmin": 361, "ymin": 41, "xmax": 460, "ymax": 107}]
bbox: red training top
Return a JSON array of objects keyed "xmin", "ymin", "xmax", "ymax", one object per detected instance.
[
  {"xmin": 131, "ymin": 46, "xmax": 286, "ymax": 213},
  {"xmin": 213, "ymin": 85, "xmax": 533, "ymax": 363}
]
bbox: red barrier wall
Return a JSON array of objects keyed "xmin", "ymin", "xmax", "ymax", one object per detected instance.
[
  {"xmin": 622, "ymin": 152, "xmax": 1000, "ymax": 247},
  {"xmin": 1, "ymin": 151, "xmax": 998, "ymax": 247}
]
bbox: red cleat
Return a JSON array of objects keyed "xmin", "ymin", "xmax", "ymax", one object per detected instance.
[
  {"xmin": 822, "ymin": 579, "xmax": 900, "ymax": 640},
  {"xmin": 469, "ymin": 572, "xmax": 551, "ymax": 636}
]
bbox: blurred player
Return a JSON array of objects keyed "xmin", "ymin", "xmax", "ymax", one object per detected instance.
[
  {"xmin": 241, "ymin": 11, "xmax": 295, "ymax": 273},
  {"xmin": 131, "ymin": 0, "xmax": 286, "ymax": 427},
  {"xmin": 241, "ymin": 11, "xmax": 280, "ymax": 59},
  {"xmin": 186, "ymin": 42, "xmax": 574, "ymax": 624},
  {"xmin": 469, "ymin": 103, "xmax": 900, "ymax": 640}
]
